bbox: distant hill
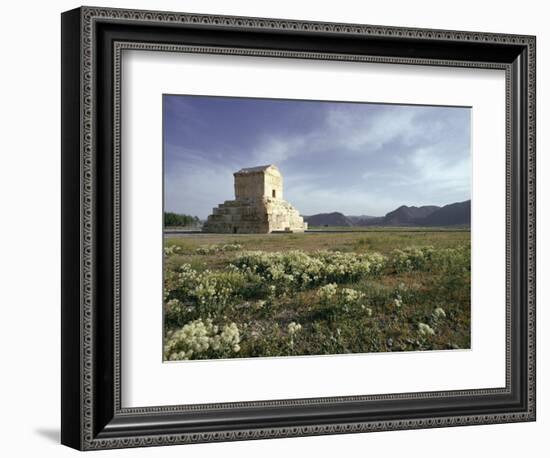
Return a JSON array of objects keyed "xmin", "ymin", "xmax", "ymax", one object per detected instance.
[
  {"xmin": 303, "ymin": 212, "xmax": 353, "ymax": 227},
  {"xmin": 382, "ymin": 205, "xmax": 440, "ymax": 226},
  {"xmin": 305, "ymin": 200, "xmax": 471, "ymax": 228},
  {"xmin": 354, "ymin": 216, "xmax": 385, "ymax": 226},
  {"xmin": 416, "ymin": 200, "xmax": 471, "ymax": 226},
  {"xmin": 347, "ymin": 215, "xmax": 378, "ymax": 224}
]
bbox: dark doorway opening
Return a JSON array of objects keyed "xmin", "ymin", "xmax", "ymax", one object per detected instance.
[{"xmin": 272, "ymin": 189, "xmax": 276, "ymax": 198}]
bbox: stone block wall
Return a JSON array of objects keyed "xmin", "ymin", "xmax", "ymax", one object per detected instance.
[{"xmin": 202, "ymin": 165, "xmax": 306, "ymax": 233}]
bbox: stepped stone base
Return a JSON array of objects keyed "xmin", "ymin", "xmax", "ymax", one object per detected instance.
[{"xmin": 202, "ymin": 198, "xmax": 308, "ymax": 234}]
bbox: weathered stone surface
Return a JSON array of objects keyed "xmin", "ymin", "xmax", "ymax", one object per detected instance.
[{"xmin": 202, "ymin": 165, "xmax": 308, "ymax": 233}]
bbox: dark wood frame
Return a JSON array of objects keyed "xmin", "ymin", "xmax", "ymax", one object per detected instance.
[{"xmin": 61, "ymin": 6, "xmax": 536, "ymax": 450}]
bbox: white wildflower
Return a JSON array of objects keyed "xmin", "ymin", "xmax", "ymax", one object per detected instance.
[
  {"xmin": 164, "ymin": 319, "xmax": 241, "ymax": 360},
  {"xmin": 164, "ymin": 245, "xmax": 183, "ymax": 256},
  {"xmin": 317, "ymin": 283, "xmax": 338, "ymax": 301},
  {"xmin": 393, "ymin": 294, "xmax": 403, "ymax": 308},
  {"xmin": 287, "ymin": 322, "xmax": 302, "ymax": 335},
  {"xmin": 418, "ymin": 323, "xmax": 435, "ymax": 336},
  {"xmin": 341, "ymin": 288, "xmax": 363, "ymax": 303}
]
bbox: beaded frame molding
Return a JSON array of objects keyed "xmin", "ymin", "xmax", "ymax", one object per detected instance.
[{"xmin": 61, "ymin": 6, "xmax": 536, "ymax": 451}]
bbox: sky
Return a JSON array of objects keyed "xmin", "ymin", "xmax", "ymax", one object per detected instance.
[{"xmin": 164, "ymin": 95, "xmax": 471, "ymax": 219}]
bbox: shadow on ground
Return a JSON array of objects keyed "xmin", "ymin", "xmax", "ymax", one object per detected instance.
[{"xmin": 35, "ymin": 428, "xmax": 59, "ymax": 443}]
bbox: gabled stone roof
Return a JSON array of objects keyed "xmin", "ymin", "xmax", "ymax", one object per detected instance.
[{"xmin": 234, "ymin": 164, "xmax": 278, "ymax": 175}]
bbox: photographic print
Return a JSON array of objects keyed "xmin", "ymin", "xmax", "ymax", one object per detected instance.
[
  {"xmin": 61, "ymin": 9, "xmax": 536, "ymax": 448},
  {"xmin": 162, "ymin": 95, "xmax": 471, "ymax": 361}
]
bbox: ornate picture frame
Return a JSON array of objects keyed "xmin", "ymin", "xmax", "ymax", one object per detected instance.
[{"xmin": 61, "ymin": 6, "xmax": 536, "ymax": 450}]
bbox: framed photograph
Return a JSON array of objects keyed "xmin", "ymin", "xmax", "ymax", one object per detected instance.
[{"xmin": 61, "ymin": 6, "xmax": 536, "ymax": 450}]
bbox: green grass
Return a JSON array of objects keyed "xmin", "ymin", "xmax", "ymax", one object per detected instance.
[
  {"xmin": 163, "ymin": 231, "xmax": 470, "ymax": 360},
  {"xmin": 307, "ymin": 225, "xmax": 470, "ymax": 232}
]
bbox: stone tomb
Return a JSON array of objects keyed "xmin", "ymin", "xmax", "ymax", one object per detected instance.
[{"xmin": 202, "ymin": 165, "xmax": 308, "ymax": 233}]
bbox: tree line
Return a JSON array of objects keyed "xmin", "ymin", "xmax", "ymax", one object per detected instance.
[{"xmin": 164, "ymin": 212, "xmax": 201, "ymax": 227}]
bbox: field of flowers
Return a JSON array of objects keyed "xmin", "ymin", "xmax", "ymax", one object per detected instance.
[{"xmin": 163, "ymin": 231, "xmax": 470, "ymax": 361}]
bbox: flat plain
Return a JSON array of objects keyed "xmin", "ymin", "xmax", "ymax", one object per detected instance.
[{"xmin": 163, "ymin": 229, "xmax": 470, "ymax": 361}]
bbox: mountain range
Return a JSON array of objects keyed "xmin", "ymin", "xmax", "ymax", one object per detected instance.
[{"xmin": 303, "ymin": 200, "xmax": 471, "ymax": 227}]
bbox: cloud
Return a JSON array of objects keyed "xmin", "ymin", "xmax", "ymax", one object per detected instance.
[
  {"xmin": 250, "ymin": 135, "xmax": 307, "ymax": 165},
  {"xmin": 164, "ymin": 96, "xmax": 471, "ymax": 218}
]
